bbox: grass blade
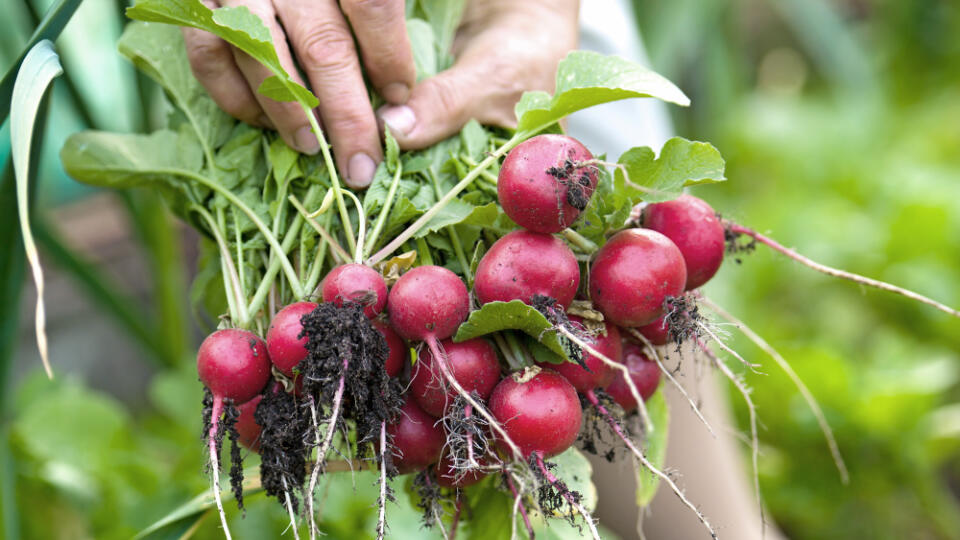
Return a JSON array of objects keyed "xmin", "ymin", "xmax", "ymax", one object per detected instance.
[
  {"xmin": 0, "ymin": 0, "xmax": 83, "ymax": 124},
  {"xmin": 11, "ymin": 40, "xmax": 63, "ymax": 379}
]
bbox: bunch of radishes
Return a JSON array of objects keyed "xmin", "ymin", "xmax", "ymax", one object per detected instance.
[{"xmin": 193, "ymin": 130, "xmax": 742, "ymax": 539}]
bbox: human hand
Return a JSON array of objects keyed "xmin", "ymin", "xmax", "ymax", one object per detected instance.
[
  {"xmin": 379, "ymin": 0, "xmax": 580, "ymax": 149},
  {"xmin": 182, "ymin": 0, "xmax": 416, "ymax": 188}
]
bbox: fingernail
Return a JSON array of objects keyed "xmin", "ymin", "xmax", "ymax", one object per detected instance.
[
  {"xmin": 257, "ymin": 114, "xmax": 275, "ymax": 130},
  {"xmin": 381, "ymin": 82, "xmax": 410, "ymax": 104},
  {"xmin": 347, "ymin": 153, "xmax": 377, "ymax": 188},
  {"xmin": 379, "ymin": 105, "xmax": 416, "ymax": 137},
  {"xmin": 294, "ymin": 126, "xmax": 320, "ymax": 155}
]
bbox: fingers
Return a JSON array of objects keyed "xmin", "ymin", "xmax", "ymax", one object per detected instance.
[
  {"xmin": 340, "ymin": 0, "xmax": 416, "ymax": 104},
  {"xmin": 378, "ymin": 48, "xmax": 519, "ymax": 150},
  {"xmin": 276, "ymin": 0, "xmax": 382, "ymax": 188},
  {"xmin": 220, "ymin": 0, "xmax": 321, "ymax": 155},
  {"xmin": 181, "ymin": 26, "xmax": 268, "ymax": 127}
]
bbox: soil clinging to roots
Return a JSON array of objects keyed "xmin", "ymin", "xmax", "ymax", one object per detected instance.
[{"xmin": 255, "ymin": 387, "xmax": 309, "ymax": 512}]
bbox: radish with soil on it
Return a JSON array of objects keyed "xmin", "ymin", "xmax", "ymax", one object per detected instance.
[
  {"xmin": 235, "ymin": 394, "xmax": 263, "ymax": 452},
  {"xmin": 488, "ymin": 366, "xmax": 582, "ymax": 459},
  {"xmin": 497, "ymin": 134, "xmax": 598, "ymax": 233},
  {"xmin": 321, "ymin": 263, "xmax": 388, "ymax": 318},
  {"xmin": 266, "ymin": 301, "xmax": 318, "ymax": 378},
  {"xmin": 388, "ymin": 395, "xmax": 446, "ymax": 473},
  {"xmin": 589, "ymin": 228, "xmax": 687, "ymax": 327},
  {"xmin": 535, "ymin": 316, "xmax": 620, "ymax": 393},
  {"xmin": 605, "ymin": 341, "xmax": 662, "ymax": 412},
  {"xmin": 474, "ymin": 230, "xmax": 580, "ymax": 310},
  {"xmin": 641, "ymin": 194, "xmax": 726, "ymax": 290},
  {"xmin": 197, "ymin": 328, "xmax": 272, "ymax": 539},
  {"xmin": 410, "ymin": 338, "xmax": 501, "ymax": 418},
  {"xmin": 373, "ymin": 319, "xmax": 407, "ymax": 378},
  {"xmin": 388, "ymin": 265, "xmax": 526, "ymax": 460}
]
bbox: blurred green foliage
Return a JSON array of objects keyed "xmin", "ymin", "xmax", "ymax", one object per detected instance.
[
  {"xmin": 3, "ymin": 0, "xmax": 960, "ymax": 538},
  {"xmin": 634, "ymin": 0, "xmax": 960, "ymax": 538}
]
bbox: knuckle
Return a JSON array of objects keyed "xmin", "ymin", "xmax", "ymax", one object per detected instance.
[
  {"xmin": 329, "ymin": 107, "xmax": 373, "ymax": 138},
  {"xmin": 297, "ymin": 22, "xmax": 357, "ymax": 70},
  {"xmin": 186, "ymin": 41, "xmax": 231, "ymax": 80},
  {"xmin": 343, "ymin": 0, "xmax": 395, "ymax": 14},
  {"xmin": 429, "ymin": 77, "xmax": 465, "ymax": 120}
]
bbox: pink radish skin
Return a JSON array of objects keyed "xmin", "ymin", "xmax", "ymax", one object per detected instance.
[
  {"xmin": 642, "ymin": 194, "xmax": 725, "ymax": 290},
  {"xmin": 235, "ymin": 395, "xmax": 263, "ymax": 452},
  {"xmin": 387, "ymin": 396, "xmax": 446, "ymax": 474},
  {"xmin": 410, "ymin": 338, "xmax": 501, "ymax": 418},
  {"xmin": 373, "ymin": 320, "xmax": 407, "ymax": 378},
  {"xmin": 589, "ymin": 229, "xmax": 687, "ymax": 327},
  {"xmin": 322, "ymin": 263, "xmax": 388, "ymax": 318},
  {"xmin": 488, "ymin": 368, "xmax": 582, "ymax": 458},
  {"xmin": 606, "ymin": 341, "xmax": 662, "ymax": 412},
  {"xmin": 266, "ymin": 301, "xmax": 318, "ymax": 377},
  {"xmin": 198, "ymin": 329, "xmax": 271, "ymax": 404},
  {"xmin": 497, "ymin": 134, "xmax": 598, "ymax": 233},
  {"xmin": 536, "ymin": 316, "xmax": 621, "ymax": 392},
  {"xmin": 637, "ymin": 315, "xmax": 670, "ymax": 346},
  {"xmin": 387, "ymin": 266, "xmax": 470, "ymax": 342},
  {"xmin": 474, "ymin": 230, "xmax": 580, "ymax": 310}
]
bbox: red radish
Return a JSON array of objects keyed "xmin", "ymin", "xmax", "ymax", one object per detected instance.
[
  {"xmin": 198, "ymin": 328, "xmax": 271, "ymax": 404},
  {"xmin": 265, "ymin": 301, "xmax": 318, "ymax": 377},
  {"xmin": 387, "ymin": 266, "xmax": 470, "ymax": 342},
  {"xmin": 488, "ymin": 367, "xmax": 582, "ymax": 458},
  {"xmin": 373, "ymin": 320, "xmax": 407, "ymax": 378},
  {"xmin": 388, "ymin": 396, "xmax": 445, "ymax": 473},
  {"xmin": 497, "ymin": 134, "xmax": 598, "ymax": 233},
  {"xmin": 235, "ymin": 395, "xmax": 263, "ymax": 452},
  {"xmin": 410, "ymin": 338, "xmax": 501, "ymax": 418},
  {"xmin": 589, "ymin": 229, "xmax": 687, "ymax": 326},
  {"xmin": 637, "ymin": 315, "xmax": 670, "ymax": 346},
  {"xmin": 536, "ymin": 316, "xmax": 621, "ymax": 392},
  {"xmin": 642, "ymin": 194, "xmax": 725, "ymax": 290},
  {"xmin": 474, "ymin": 230, "xmax": 580, "ymax": 310},
  {"xmin": 196, "ymin": 328, "xmax": 271, "ymax": 532},
  {"xmin": 435, "ymin": 454, "xmax": 488, "ymax": 488},
  {"xmin": 606, "ymin": 342, "xmax": 662, "ymax": 412},
  {"xmin": 322, "ymin": 263, "xmax": 388, "ymax": 318}
]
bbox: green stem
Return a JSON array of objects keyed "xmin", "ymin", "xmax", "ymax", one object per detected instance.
[
  {"xmin": 562, "ymin": 229, "xmax": 599, "ymax": 254},
  {"xmin": 503, "ymin": 332, "xmax": 532, "ymax": 369},
  {"xmin": 427, "ymin": 169, "xmax": 471, "ymax": 286},
  {"xmin": 289, "ymin": 195, "xmax": 352, "ymax": 263},
  {"xmin": 157, "ymin": 168, "xmax": 303, "ymax": 298},
  {"xmin": 304, "ymin": 211, "xmax": 334, "ymax": 295},
  {"xmin": 366, "ymin": 134, "xmax": 521, "ymax": 266},
  {"xmin": 246, "ymin": 185, "xmax": 321, "ymax": 317},
  {"xmin": 492, "ymin": 333, "xmax": 521, "ymax": 371},
  {"xmin": 416, "ymin": 237, "xmax": 434, "ymax": 266},
  {"xmin": 194, "ymin": 205, "xmax": 247, "ymax": 327},
  {"xmin": 300, "ymin": 105, "xmax": 356, "ymax": 256},
  {"xmin": 364, "ymin": 164, "xmax": 403, "ymax": 255},
  {"xmin": 232, "ymin": 207, "xmax": 245, "ymax": 295},
  {"xmin": 341, "ymin": 189, "xmax": 367, "ymax": 264}
]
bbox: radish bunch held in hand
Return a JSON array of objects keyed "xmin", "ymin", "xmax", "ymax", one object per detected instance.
[{"xmin": 60, "ymin": 12, "xmax": 960, "ymax": 539}]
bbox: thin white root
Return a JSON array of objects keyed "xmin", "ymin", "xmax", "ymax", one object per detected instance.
[
  {"xmin": 534, "ymin": 453, "xmax": 601, "ymax": 540},
  {"xmin": 727, "ymin": 222, "xmax": 960, "ymax": 319},
  {"xmin": 427, "ymin": 339, "xmax": 527, "ymax": 463},
  {"xmin": 280, "ymin": 476, "xmax": 302, "ymax": 540},
  {"xmin": 698, "ymin": 339, "xmax": 763, "ymax": 533},
  {"xmin": 700, "ymin": 296, "xmax": 849, "ymax": 483},
  {"xmin": 557, "ymin": 326, "xmax": 655, "ymax": 433},
  {"xmin": 628, "ymin": 328, "xmax": 717, "ymax": 438},
  {"xmin": 208, "ymin": 440, "xmax": 233, "ymax": 540},
  {"xmin": 377, "ymin": 421, "xmax": 388, "ymax": 540},
  {"xmin": 585, "ymin": 391, "xmax": 717, "ymax": 539},
  {"xmin": 697, "ymin": 321, "xmax": 761, "ymax": 372},
  {"xmin": 307, "ymin": 400, "xmax": 321, "ymax": 540}
]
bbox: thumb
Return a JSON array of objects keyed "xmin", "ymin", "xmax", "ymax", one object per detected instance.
[{"xmin": 377, "ymin": 54, "xmax": 517, "ymax": 150}]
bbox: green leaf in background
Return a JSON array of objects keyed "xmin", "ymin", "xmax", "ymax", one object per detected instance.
[
  {"xmin": 412, "ymin": 198, "xmax": 474, "ymax": 238},
  {"xmin": 515, "ymin": 51, "xmax": 690, "ymax": 134},
  {"xmin": 61, "ymin": 130, "xmax": 201, "ymax": 190},
  {"xmin": 635, "ymin": 389, "xmax": 669, "ymax": 506},
  {"xmin": 460, "ymin": 119, "xmax": 489, "ymax": 161},
  {"xmin": 414, "ymin": 0, "xmax": 465, "ymax": 69},
  {"xmin": 614, "ymin": 137, "xmax": 726, "ymax": 203},
  {"xmin": 454, "ymin": 300, "xmax": 570, "ymax": 360},
  {"xmin": 11, "ymin": 40, "xmax": 62, "ymax": 379},
  {"xmin": 117, "ymin": 22, "xmax": 233, "ymax": 156},
  {"xmin": 546, "ymin": 447, "xmax": 599, "ymax": 514},
  {"xmin": 126, "ymin": 0, "xmax": 318, "ymax": 108}
]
